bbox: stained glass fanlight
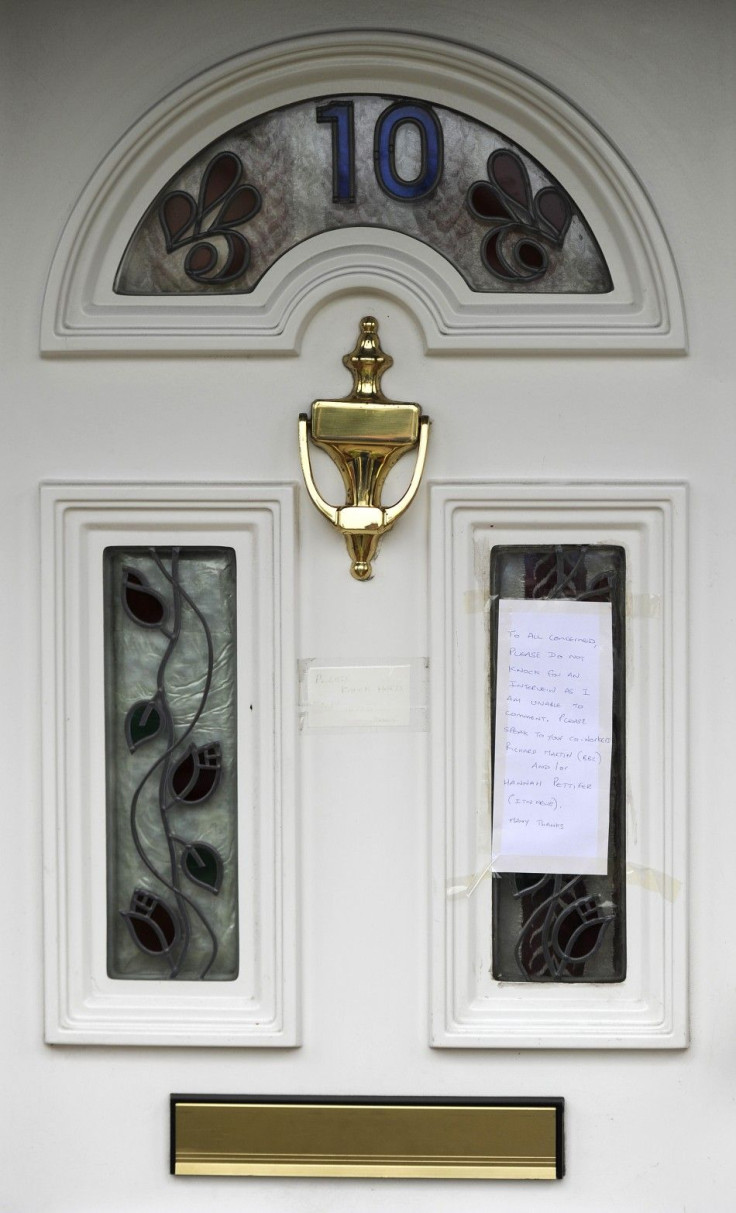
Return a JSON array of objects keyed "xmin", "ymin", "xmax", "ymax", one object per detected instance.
[{"xmin": 115, "ymin": 95, "xmax": 611, "ymax": 297}]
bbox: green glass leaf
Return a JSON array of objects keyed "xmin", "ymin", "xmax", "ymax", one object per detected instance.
[
  {"xmin": 125, "ymin": 699, "xmax": 162, "ymax": 752},
  {"xmin": 182, "ymin": 843, "xmax": 223, "ymax": 894}
]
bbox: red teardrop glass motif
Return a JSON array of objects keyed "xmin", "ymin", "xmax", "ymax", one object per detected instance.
[
  {"xmin": 536, "ymin": 187, "xmax": 571, "ymax": 238},
  {"xmin": 218, "ymin": 185, "xmax": 260, "ymax": 227},
  {"xmin": 122, "ymin": 570, "xmax": 166, "ymax": 627},
  {"xmin": 186, "ymin": 243, "xmax": 217, "ymax": 275},
  {"xmin": 467, "ymin": 182, "xmax": 511, "ymax": 220},
  {"xmin": 122, "ymin": 890, "xmax": 179, "ymax": 955},
  {"xmin": 161, "ymin": 192, "xmax": 195, "ymax": 245},
  {"xmin": 172, "ymin": 749, "xmax": 195, "ymax": 796},
  {"xmin": 201, "ymin": 152, "xmax": 241, "ymax": 212},
  {"xmin": 171, "ymin": 742, "xmax": 222, "ymax": 804},
  {"xmin": 489, "ymin": 150, "xmax": 531, "ymax": 210}
]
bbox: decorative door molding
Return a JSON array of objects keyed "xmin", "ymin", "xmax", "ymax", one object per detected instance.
[
  {"xmin": 41, "ymin": 483, "xmax": 299, "ymax": 1045},
  {"xmin": 429, "ymin": 481, "xmax": 688, "ymax": 1048},
  {"xmin": 41, "ymin": 32, "xmax": 685, "ymax": 355}
]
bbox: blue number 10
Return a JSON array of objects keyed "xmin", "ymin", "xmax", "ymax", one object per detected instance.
[
  {"xmin": 316, "ymin": 101, "xmax": 356, "ymax": 203},
  {"xmin": 316, "ymin": 100, "xmax": 444, "ymax": 203},
  {"xmin": 374, "ymin": 102, "xmax": 443, "ymax": 200}
]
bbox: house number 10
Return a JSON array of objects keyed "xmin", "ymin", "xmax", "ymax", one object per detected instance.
[{"xmin": 316, "ymin": 100, "xmax": 444, "ymax": 204}]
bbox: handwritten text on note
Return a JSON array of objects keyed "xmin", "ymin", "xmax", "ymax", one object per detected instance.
[{"xmin": 491, "ymin": 599, "xmax": 613, "ymax": 876}]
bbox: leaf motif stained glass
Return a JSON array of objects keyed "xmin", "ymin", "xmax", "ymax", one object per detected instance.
[
  {"xmin": 125, "ymin": 700, "xmax": 162, "ymax": 751},
  {"xmin": 104, "ymin": 547, "xmax": 238, "ymax": 981},
  {"xmin": 467, "ymin": 150, "xmax": 573, "ymax": 283},
  {"xmin": 183, "ymin": 843, "xmax": 223, "ymax": 894},
  {"xmin": 122, "ymin": 568, "xmax": 167, "ymax": 627},
  {"xmin": 121, "ymin": 889, "xmax": 181, "ymax": 960},
  {"xmin": 170, "ymin": 742, "xmax": 222, "ymax": 805}
]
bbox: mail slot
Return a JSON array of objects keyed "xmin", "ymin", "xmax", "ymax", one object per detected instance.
[{"xmin": 171, "ymin": 1095, "xmax": 564, "ymax": 1179}]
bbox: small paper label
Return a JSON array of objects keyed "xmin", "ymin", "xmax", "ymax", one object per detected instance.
[
  {"xmin": 491, "ymin": 599, "xmax": 613, "ymax": 875},
  {"xmin": 304, "ymin": 664, "xmax": 412, "ymax": 729}
]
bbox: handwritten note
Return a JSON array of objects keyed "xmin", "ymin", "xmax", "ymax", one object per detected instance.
[{"xmin": 491, "ymin": 599, "xmax": 613, "ymax": 875}]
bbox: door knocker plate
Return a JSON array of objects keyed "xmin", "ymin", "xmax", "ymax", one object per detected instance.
[{"xmin": 298, "ymin": 316, "xmax": 430, "ymax": 580}]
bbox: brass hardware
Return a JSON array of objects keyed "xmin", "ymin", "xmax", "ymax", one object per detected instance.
[
  {"xmin": 299, "ymin": 316, "xmax": 430, "ymax": 580},
  {"xmin": 171, "ymin": 1096, "xmax": 564, "ymax": 1179}
]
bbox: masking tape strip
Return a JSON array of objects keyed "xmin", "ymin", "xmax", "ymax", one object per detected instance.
[
  {"xmin": 464, "ymin": 590, "xmax": 486, "ymax": 615},
  {"xmin": 625, "ymin": 862, "xmax": 682, "ymax": 902},
  {"xmin": 448, "ymin": 861, "xmax": 682, "ymax": 902},
  {"xmin": 625, "ymin": 593, "xmax": 661, "ymax": 619}
]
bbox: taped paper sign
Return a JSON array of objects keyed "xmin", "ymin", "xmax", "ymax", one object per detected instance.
[
  {"xmin": 304, "ymin": 664, "xmax": 412, "ymax": 729},
  {"xmin": 491, "ymin": 599, "xmax": 613, "ymax": 875}
]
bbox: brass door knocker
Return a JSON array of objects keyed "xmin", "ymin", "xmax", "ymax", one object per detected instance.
[{"xmin": 298, "ymin": 317, "xmax": 431, "ymax": 580}]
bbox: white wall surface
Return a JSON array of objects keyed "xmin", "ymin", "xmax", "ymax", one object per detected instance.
[{"xmin": 3, "ymin": 1, "xmax": 735, "ymax": 1210}]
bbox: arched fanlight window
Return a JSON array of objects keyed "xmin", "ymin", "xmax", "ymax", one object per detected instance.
[
  {"xmin": 115, "ymin": 95, "xmax": 611, "ymax": 298},
  {"xmin": 41, "ymin": 33, "xmax": 685, "ymax": 354}
]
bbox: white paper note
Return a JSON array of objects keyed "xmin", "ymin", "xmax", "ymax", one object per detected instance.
[{"xmin": 491, "ymin": 599, "xmax": 614, "ymax": 875}]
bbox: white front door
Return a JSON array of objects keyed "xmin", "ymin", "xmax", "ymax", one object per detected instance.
[{"xmin": 5, "ymin": 4, "xmax": 735, "ymax": 1211}]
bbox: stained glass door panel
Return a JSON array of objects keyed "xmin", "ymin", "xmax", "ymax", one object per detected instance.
[
  {"xmin": 104, "ymin": 546, "xmax": 238, "ymax": 980},
  {"xmin": 490, "ymin": 544, "xmax": 626, "ymax": 982}
]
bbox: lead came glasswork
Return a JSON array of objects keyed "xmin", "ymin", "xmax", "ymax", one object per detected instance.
[
  {"xmin": 490, "ymin": 545, "xmax": 626, "ymax": 982},
  {"xmin": 158, "ymin": 151, "xmax": 261, "ymax": 286},
  {"xmin": 467, "ymin": 150, "xmax": 573, "ymax": 282},
  {"xmin": 104, "ymin": 547, "xmax": 238, "ymax": 980},
  {"xmin": 115, "ymin": 94, "xmax": 611, "ymax": 296}
]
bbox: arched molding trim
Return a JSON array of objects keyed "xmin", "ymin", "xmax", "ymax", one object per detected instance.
[{"xmin": 41, "ymin": 32, "xmax": 686, "ymax": 355}]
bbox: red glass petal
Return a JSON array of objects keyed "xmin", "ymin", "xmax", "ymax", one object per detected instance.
[
  {"xmin": 124, "ymin": 912, "xmax": 166, "ymax": 953},
  {"xmin": 535, "ymin": 187, "xmax": 571, "ymax": 239},
  {"xmin": 466, "ymin": 181, "xmax": 511, "ymax": 221},
  {"xmin": 200, "ymin": 152, "xmax": 241, "ymax": 213},
  {"xmin": 217, "ymin": 185, "xmax": 260, "ymax": 227},
  {"xmin": 185, "ymin": 242, "xmax": 218, "ymax": 277},
  {"xmin": 171, "ymin": 748, "xmax": 196, "ymax": 798},
  {"xmin": 160, "ymin": 191, "xmax": 195, "ymax": 246},
  {"xmin": 551, "ymin": 899, "xmax": 613, "ymax": 965},
  {"xmin": 123, "ymin": 891, "xmax": 179, "ymax": 955},
  {"xmin": 171, "ymin": 743, "xmax": 222, "ymax": 804},
  {"xmin": 489, "ymin": 150, "xmax": 532, "ymax": 212},
  {"xmin": 184, "ymin": 765, "xmax": 218, "ymax": 802},
  {"xmin": 122, "ymin": 570, "xmax": 166, "ymax": 627},
  {"xmin": 150, "ymin": 900, "xmax": 178, "ymax": 948}
]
